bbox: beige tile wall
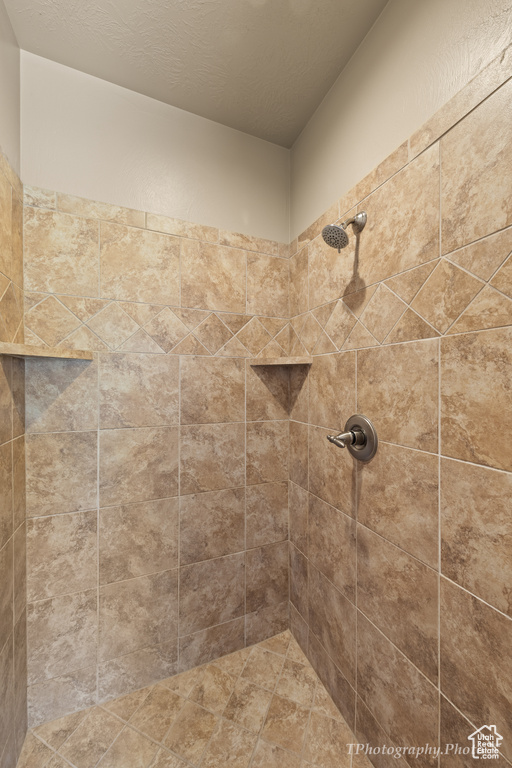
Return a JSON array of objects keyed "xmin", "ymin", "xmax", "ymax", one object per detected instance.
[
  {"xmin": 0, "ymin": 148, "xmax": 26, "ymax": 768},
  {"xmin": 288, "ymin": 56, "xmax": 512, "ymax": 766},
  {"xmin": 21, "ymin": 191, "xmax": 292, "ymax": 728}
]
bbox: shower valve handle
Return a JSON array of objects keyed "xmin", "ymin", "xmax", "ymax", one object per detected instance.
[{"xmin": 327, "ymin": 429, "xmax": 365, "ymax": 449}]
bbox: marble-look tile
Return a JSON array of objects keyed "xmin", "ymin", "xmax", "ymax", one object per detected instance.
[
  {"xmin": 359, "ymin": 144, "xmax": 440, "ymax": 286},
  {"xmin": 25, "ymin": 296, "xmax": 81, "ymax": 347},
  {"xmin": 25, "ymin": 359, "xmax": 98, "ymax": 433},
  {"xmin": 163, "ymin": 701, "xmax": 218, "ymax": 764},
  {"xmin": 357, "ymin": 442, "xmax": 439, "ymax": 567},
  {"xmin": 290, "ymin": 249, "xmax": 308, "ymax": 317},
  {"xmin": 384, "ymin": 260, "xmax": 438, "ymax": 303},
  {"xmin": 27, "ymin": 511, "xmax": 97, "ymax": 601},
  {"xmin": 359, "ymin": 284, "xmax": 407, "ymax": 343},
  {"xmin": 276, "ymin": 658, "xmax": 317, "ymax": 707},
  {"xmin": 441, "ymin": 328, "xmax": 512, "ymax": 471},
  {"xmin": 312, "ymin": 685, "xmax": 343, "ymax": 722},
  {"xmin": 86, "ymin": 303, "xmax": 140, "ymax": 350},
  {"xmin": 247, "ymin": 254, "xmax": 288, "ymax": 317},
  {"xmin": 194, "ymin": 313, "xmax": 233, "ymax": 354},
  {"xmin": 357, "ymin": 614, "xmax": 438, "ymax": 768},
  {"xmin": 441, "ymin": 78, "xmax": 512, "ymax": 253},
  {"xmin": 308, "ymin": 494, "xmax": 356, "ymax": 602},
  {"xmin": 309, "ymin": 425, "xmax": 356, "ymax": 516},
  {"xmin": 246, "ymin": 421, "xmax": 288, "ymax": 485},
  {"xmin": 355, "ymin": 697, "xmax": 400, "ymax": 768},
  {"xmin": 358, "ymin": 338, "xmax": 439, "ymax": 452},
  {"xmin": 178, "ymin": 618, "xmax": 245, "ymax": 672},
  {"xmin": 491, "ymin": 252, "xmax": 512, "ymax": 297},
  {"xmin": 0, "ymin": 633, "xmax": 14, "ymax": 758},
  {"xmin": 246, "ymin": 482, "xmax": 288, "ymax": 549},
  {"xmin": 350, "ymin": 141, "xmax": 409, "ymax": 205},
  {"xmin": 0, "ymin": 357, "xmax": 11, "ymax": 446},
  {"xmin": 149, "ymin": 750, "xmax": 189, "ymax": 768},
  {"xmin": 289, "ymin": 420, "xmax": 308, "ymax": 489},
  {"xmin": 181, "ymin": 357, "xmax": 244, "ymax": 424},
  {"xmin": 0, "ymin": 539, "xmax": 13, "ymax": 655},
  {"xmin": 97, "ymin": 641, "xmax": 177, "ymax": 702},
  {"xmin": 189, "ymin": 663, "xmax": 235, "ymax": 715},
  {"xmin": 308, "ymin": 565, "xmax": 356, "ymax": 686},
  {"xmin": 297, "ymin": 313, "xmax": 323, "ymax": 354},
  {"xmin": 201, "ymin": 718, "xmax": 257, "ymax": 768},
  {"xmin": 246, "ymin": 541, "xmax": 289, "ymax": 613},
  {"xmin": 447, "ymin": 284, "xmax": 512, "ymax": 334},
  {"xmin": 143, "ymin": 308, "xmax": 188, "ymax": 353},
  {"xmin": 146, "ymin": 213, "xmax": 218, "ymax": 242},
  {"xmin": 180, "ymin": 488, "xmax": 245, "ymax": 564},
  {"xmin": 0, "ymin": 283, "xmax": 23, "ymax": 342},
  {"xmin": 441, "ymin": 458, "xmax": 512, "ymax": 617},
  {"xmin": 100, "ymin": 222, "xmax": 179, "ymax": 305},
  {"xmin": 219, "ymin": 230, "xmax": 279, "ymax": 256},
  {"xmin": 99, "ymin": 498, "xmax": 178, "ymax": 584},
  {"xmin": 290, "ymin": 544, "xmax": 308, "ymax": 621},
  {"xmin": 34, "ymin": 709, "xmax": 90, "ymax": 750},
  {"xmin": 99, "ymin": 353, "xmax": 179, "ymax": 428},
  {"xmin": 0, "ymin": 442, "xmax": 12, "ymax": 550},
  {"xmin": 307, "ymin": 632, "xmax": 355, "ymax": 730},
  {"xmin": 27, "ymin": 590, "xmax": 97, "ymax": 685},
  {"xmin": 24, "ymin": 185, "xmax": 57, "ymax": 209},
  {"xmin": 289, "ymin": 605, "xmax": 309, "ymax": 656},
  {"xmin": 289, "ymin": 482, "xmax": 308, "ymax": 556},
  {"xmin": 57, "ymin": 194, "xmax": 145, "ymax": 228},
  {"xmin": 181, "ymin": 240, "xmax": 246, "ymax": 313},
  {"xmin": 308, "ymin": 233, "xmax": 356, "ymax": 309},
  {"xmin": 58, "ymin": 707, "xmax": 124, "ymax": 768},
  {"xmin": 180, "ymin": 423, "xmax": 244, "ymax": 495},
  {"xmin": 303, "ymin": 710, "xmax": 353, "ymax": 768},
  {"xmin": 96, "ymin": 725, "xmax": 158, "ymax": 768},
  {"xmin": 411, "ymin": 259, "xmax": 483, "ymax": 333},
  {"xmin": 357, "ymin": 526, "xmax": 438, "ymax": 682},
  {"xmin": 242, "ymin": 646, "xmax": 284, "ymax": 690},
  {"xmin": 24, "ymin": 208, "xmax": 99, "ymax": 296},
  {"xmin": 236, "ymin": 318, "xmax": 272, "ymax": 356},
  {"xmin": 251, "ymin": 739, "xmax": 301, "ymax": 768},
  {"xmin": 308, "ymin": 352, "xmax": 355, "ymax": 430},
  {"xmin": 262, "ymin": 694, "xmax": 310, "ymax": 753},
  {"xmin": 99, "ymin": 570, "xmax": 178, "ymax": 662},
  {"xmin": 289, "ymin": 364, "xmax": 309, "ymax": 423},
  {"xmin": 211, "ymin": 647, "xmax": 251, "ymax": 678},
  {"xmin": 246, "ymin": 362, "xmax": 289, "ymax": 422},
  {"xmin": 179, "ymin": 554, "xmax": 245, "ymax": 636},
  {"xmin": 15, "ymin": 731, "xmax": 54, "ymax": 768},
  {"xmin": 27, "ymin": 666, "xmax": 97, "ymax": 728},
  {"xmin": 128, "ymin": 684, "xmax": 185, "ymax": 742},
  {"xmin": 245, "ymin": 600, "xmax": 289, "ymax": 646},
  {"xmin": 224, "ymin": 678, "xmax": 272, "ymax": 733},
  {"xmin": 11, "ymin": 357, "xmax": 24, "ymax": 441},
  {"xmin": 99, "ymin": 426, "xmax": 178, "ymax": 507},
  {"xmin": 384, "ymin": 308, "xmax": 439, "ymax": 344},
  {"xmin": 448, "ymin": 226, "xmax": 512, "ymax": 281},
  {"xmin": 101, "ymin": 686, "xmax": 151, "ymax": 721},
  {"xmin": 13, "ymin": 525, "xmax": 26, "ymax": 624},
  {"xmin": 441, "ymin": 579, "xmax": 512, "ymax": 762},
  {"xmin": 60, "ymin": 296, "xmax": 111, "ymax": 323},
  {"xmin": 26, "ymin": 432, "xmax": 97, "ymax": 517}
]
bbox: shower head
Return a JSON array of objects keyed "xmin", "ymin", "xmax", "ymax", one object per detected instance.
[{"xmin": 321, "ymin": 211, "xmax": 367, "ymax": 252}]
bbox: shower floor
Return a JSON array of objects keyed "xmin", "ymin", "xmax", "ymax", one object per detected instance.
[{"xmin": 17, "ymin": 631, "xmax": 369, "ymax": 768}]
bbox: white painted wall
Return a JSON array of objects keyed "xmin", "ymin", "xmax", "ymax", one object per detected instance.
[
  {"xmin": 290, "ymin": 0, "xmax": 512, "ymax": 238},
  {"xmin": 0, "ymin": 0, "xmax": 20, "ymax": 174},
  {"xmin": 21, "ymin": 52, "xmax": 290, "ymax": 242}
]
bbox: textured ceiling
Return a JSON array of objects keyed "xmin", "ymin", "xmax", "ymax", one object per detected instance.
[{"xmin": 5, "ymin": 0, "xmax": 389, "ymax": 147}]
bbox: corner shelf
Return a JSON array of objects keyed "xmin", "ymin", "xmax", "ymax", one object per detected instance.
[
  {"xmin": 0, "ymin": 342, "xmax": 94, "ymax": 361},
  {"xmin": 251, "ymin": 356, "xmax": 313, "ymax": 366}
]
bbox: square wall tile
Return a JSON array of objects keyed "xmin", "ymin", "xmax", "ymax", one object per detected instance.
[
  {"xmin": 247, "ymin": 253, "xmax": 288, "ymax": 316},
  {"xmin": 99, "ymin": 569, "xmax": 178, "ymax": 662},
  {"xmin": 0, "ymin": 539, "xmax": 13, "ymax": 655},
  {"xmin": 441, "ymin": 459, "xmax": 512, "ymax": 617},
  {"xmin": 308, "ymin": 352, "xmax": 356, "ymax": 431},
  {"xmin": 358, "ymin": 338, "xmax": 439, "ymax": 453},
  {"xmin": 441, "ymin": 328, "xmax": 512, "ymax": 471},
  {"xmin": 289, "ymin": 420, "xmax": 308, "ymax": 489},
  {"xmin": 27, "ymin": 590, "xmax": 97, "ymax": 685},
  {"xmin": 26, "ymin": 432, "xmax": 97, "ymax": 517},
  {"xmin": 307, "ymin": 632, "xmax": 355, "ymax": 730},
  {"xmin": 98, "ymin": 639, "xmax": 178, "ymax": 702},
  {"xmin": 245, "ymin": 600, "xmax": 289, "ymax": 646},
  {"xmin": 0, "ymin": 441, "xmax": 12, "ymax": 550},
  {"xmin": 27, "ymin": 510, "xmax": 97, "ymax": 601},
  {"xmin": 181, "ymin": 357, "xmax": 245, "ymax": 424},
  {"xmin": 25, "ymin": 358, "xmax": 98, "ymax": 433},
  {"xmin": 246, "ymin": 482, "xmax": 288, "ymax": 549},
  {"xmin": 308, "ymin": 494, "xmax": 356, "ymax": 603},
  {"xmin": 99, "ymin": 426, "xmax": 178, "ymax": 507},
  {"xmin": 100, "ymin": 353, "xmax": 179, "ymax": 428},
  {"xmin": 179, "ymin": 554, "xmax": 245, "ymax": 636},
  {"xmin": 24, "ymin": 208, "xmax": 99, "ymax": 296},
  {"xmin": 27, "ymin": 666, "xmax": 97, "ymax": 728},
  {"xmin": 100, "ymin": 497, "xmax": 178, "ymax": 584},
  {"xmin": 246, "ymin": 421, "xmax": 288, "ymax": 485},
  {"xmin": 290, "ymin": 543, "xmax": 308, "ymax": 620},
  {"xmin": 100, "ymin": 222, "xmax": 179, "ymax": 304},
  {"xmin": 179, "ymin": 618, "xmax": 245, "ymax": 672},
  {"xmin": 309, "ymin": 425, "xmax": 355, "ymax": 516},
  {"xmin": 181, "ymin": 240, "xmax": 246, "ymax": 313},
  {"xmin": 180, "ymin": 423, "xmax": 245, "ymax": 495},
  {"xmin": 289, "ymin": 482, "xmax": 308, "ymax": 556},
  {"xmin": 246, "ymin": 541, "xmax": 289, "ymax": 613},
  {"xmin": 180, "ymin": 488, "xmax": 245, "ymax": 565}
]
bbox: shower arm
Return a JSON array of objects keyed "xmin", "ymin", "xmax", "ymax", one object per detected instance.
[{"xmin": 341, "ymin": 211, "xmax": 367, "ymax": 233}]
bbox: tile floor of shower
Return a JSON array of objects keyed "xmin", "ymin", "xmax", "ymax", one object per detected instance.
[{"xmin": 16, "ymin": 631, "xmax": 369, "ymax": 768}]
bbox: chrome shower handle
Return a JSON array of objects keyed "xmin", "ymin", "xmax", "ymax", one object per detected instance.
[{"xmin": 327, "ymin": 429, "xmax": 365, "ymax": 449}]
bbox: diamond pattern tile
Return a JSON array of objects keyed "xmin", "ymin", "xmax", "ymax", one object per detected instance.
[
  {"xmin": 25, "ymin": 296, "xmax": 81, "ymax": 347},
  {"xmin": 143, "ymin": 308, "xmax": 189, "ymax": 352},
  {"xmin": 87, "ymin": 302, "xmax": 140, "ymax": 349}
]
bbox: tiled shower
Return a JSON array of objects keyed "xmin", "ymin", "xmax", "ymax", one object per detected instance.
[{"xmin": 0, "ymin": 23, "xmax": 512, "ymax": 768}]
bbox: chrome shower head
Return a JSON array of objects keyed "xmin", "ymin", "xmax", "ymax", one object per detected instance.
[{"xmin": 321, "ymin": 211, "xmax": 367, "ymax": 252}]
